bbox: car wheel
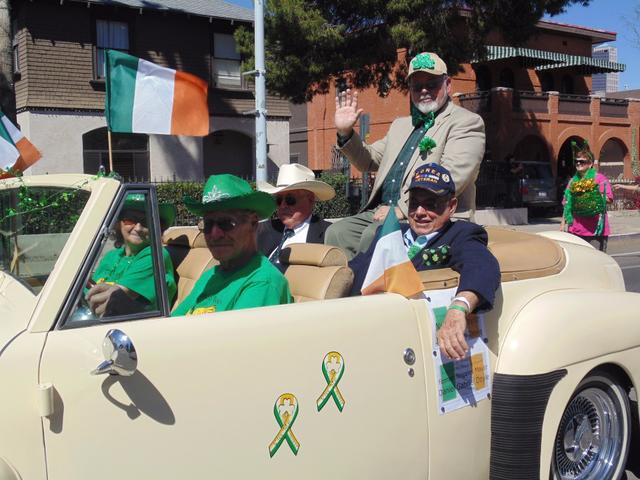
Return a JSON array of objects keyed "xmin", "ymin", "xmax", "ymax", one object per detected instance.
[{"xmin": 551, "ymin": 372, "xmax": 631, "ymax": 480}]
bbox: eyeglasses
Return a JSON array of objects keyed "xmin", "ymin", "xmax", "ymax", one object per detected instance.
[
  {"xmin": 575, "ymin": 159, "xmax": 592, "ymax": 166},
  {"xmin": 121, "ymin": 216, "xmax": 147, "ymax": 227},
  {"xmin": 275, "ymin": 195, "xmax": 297, "ymax": 207},
  {"xmin": 203, "ymin": 217, "xmax": 243, "ymax": 234},
  {"xmin": 410, "ymin": 78, "xmax": 444, "ymax": 93}
]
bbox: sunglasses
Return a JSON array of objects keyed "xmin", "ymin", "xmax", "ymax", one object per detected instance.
[
  {"xmin": 575, "ymin": 159, "xmax": 592, "ymax": 166},
  {"xmin": 408, "ymin": 197, "xmax": 448, "ymax": 211},
  {"xmin": 410, "ymin": 78, "xmax": 444, "ymax": 93},
  {"xmin": 203, "ymin": 217, "xmax": 243, "ymax": 233},
  {"xmin": 276, "ymin": 195, "xmax": 297, "ymax": 207},
  {"xmin": 121, "ymin": 216, "xmax": 147, "ymax": 227}
]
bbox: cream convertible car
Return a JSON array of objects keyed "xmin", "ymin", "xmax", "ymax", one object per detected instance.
[{"xmin": 0, "ymin": 174, "xmax": 637, "ymax": 480}]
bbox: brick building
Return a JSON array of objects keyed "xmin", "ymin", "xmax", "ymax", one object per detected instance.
[
  {"xmin": 301, "ymin": 18, "xmax": 637, "ymax": 201},
  {"xmin": 10, "ymin": 0, "xmax": 291, "ymax": 180}
]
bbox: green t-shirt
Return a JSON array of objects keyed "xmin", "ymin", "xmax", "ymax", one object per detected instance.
[
  {"xmin": 92, "ymin": 245, "xmax": 177, "ymax": 306},
  {"xmin": 171, "ymin": 253, "xmax": 292, "ymax": 316}
]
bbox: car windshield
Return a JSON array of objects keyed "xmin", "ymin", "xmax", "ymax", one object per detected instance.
[{"xmin": 0, "ymin": 185, "xmax": 90, "ymax": 294}]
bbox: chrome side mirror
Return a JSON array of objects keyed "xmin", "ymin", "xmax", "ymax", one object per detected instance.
[{"xmin": 91, "ymin": 329, "xmax": 137, "ymax": 376}]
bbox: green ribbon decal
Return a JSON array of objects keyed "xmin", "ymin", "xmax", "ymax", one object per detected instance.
[
  {"xmin": 268, "ymin": 393, "xmax": 300, "ymax": 457},
  {"xmin": 316, "ymin": 351, "xmax": 346, "ymax": 412}
]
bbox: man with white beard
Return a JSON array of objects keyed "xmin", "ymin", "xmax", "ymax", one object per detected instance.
[{"xmin": 325, "ymin": 52, "xmax": 485, "ymax": 259}]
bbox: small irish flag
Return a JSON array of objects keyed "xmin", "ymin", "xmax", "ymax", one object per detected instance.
[
  {"xmin": 105, "ymin": 50, "xmax": 209, "ymax": 136},
  {"xmin": 0, "ymin": 110, "xmax": 41, "ymax": 175},
  {"xmin": 361, "ymin": 209, "xmax": 425, "ymax": 297}
]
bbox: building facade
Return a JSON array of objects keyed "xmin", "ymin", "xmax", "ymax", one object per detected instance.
[
  {"xmin": 11, "ymin": 0, "xmax": 291, "ymax": 180},
  {"xmin": 302, "ymin": 18, "xmax": 636, "ymax": 200},
  {"xmin": 592, "ymin": 45, "xmax": 619, "ymax": 94}
]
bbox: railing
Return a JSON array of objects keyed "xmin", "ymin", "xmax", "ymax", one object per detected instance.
[
  {"xmin": 600, "ymin": 98, "xmax": 629, "ymax": 118},
  {"xmin": 512, "ymin": 91, "xmax": 549, "ymax": 113},
  {"xmin": 457, "ymin": 91, "xmax": 491, "ymax": 114},
  {"xmin": 557, "ymin": 93, "xmax": 592, "ymax": 116}
]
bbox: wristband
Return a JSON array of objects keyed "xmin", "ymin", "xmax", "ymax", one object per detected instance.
[
  {"xmin": 452, "ymin": 296, "xmax": 471, "ymax": 311},
  {"xmin": 447, "ymin": 304, "xmax": 468, "ymax": 315}
]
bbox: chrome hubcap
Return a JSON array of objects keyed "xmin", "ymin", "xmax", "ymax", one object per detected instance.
[{"xmin": 554, "ymin": 387, "xmax": 622, "ymax": 480}]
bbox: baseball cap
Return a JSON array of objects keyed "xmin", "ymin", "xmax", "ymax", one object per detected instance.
[
  {"xmin": 409, "ymin": 163, "xmax": 456, "ymax": 196},
  {"xmin": 407, "ymin": 52, "xmax": 448, "ymax": 78}
]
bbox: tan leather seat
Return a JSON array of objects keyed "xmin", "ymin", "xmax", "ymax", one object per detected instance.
[
  {"xmin": 163, "ymin": 226, "xmax": 217, "ymax": 309},
  {"xmin": 279, "ymin": 243, "xmax": 354, "ymax": 302},
  {"xmin": 418, "ymin": 227, "xmax": 566, "ymax": 289}
]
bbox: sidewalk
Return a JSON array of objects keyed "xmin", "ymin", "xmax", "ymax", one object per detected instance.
[{"xmin": 481, "ymin": 210, "xmax": 640, "ymax": 239}]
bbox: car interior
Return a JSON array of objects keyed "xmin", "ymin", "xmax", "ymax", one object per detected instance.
[{"xmin": 162, "ymin": 225, "xmax": 567, "ymax": 310}]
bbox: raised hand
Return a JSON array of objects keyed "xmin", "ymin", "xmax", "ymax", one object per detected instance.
[{"xmin": 335, "ymin": 89, "xmax": 364, "ymax": 136}]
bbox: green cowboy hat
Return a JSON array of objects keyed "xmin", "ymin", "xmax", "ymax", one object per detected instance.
[
  {"xmin": 183, "ymin": 174, "xmax": 275, "ymax": 220},
  {"xmin": 123, "ymin": 193, "xmax": 176, "ymax": 228}
]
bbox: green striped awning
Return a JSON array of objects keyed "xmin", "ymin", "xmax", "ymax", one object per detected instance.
[
  {"xmin": 476, "ymin": 45, "xmax": 625, "ymax": 73},
  {"xmin": 535, "ymin": 54, "xmax": 625, "ymax": 73}
]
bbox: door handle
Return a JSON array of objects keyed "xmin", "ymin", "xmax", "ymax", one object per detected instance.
[{"xmin": 91, "ymin": 329, "xmax": 138, "ymax": 376}]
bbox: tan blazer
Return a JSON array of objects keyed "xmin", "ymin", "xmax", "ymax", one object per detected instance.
[{"xmin": 338, "ymin": 100, "xmax": 485, "ymax": 219}]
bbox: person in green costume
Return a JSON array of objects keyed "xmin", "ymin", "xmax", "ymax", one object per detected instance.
[
  {"xmin": 86, "ymin": 194, "xmax": 177, "ymax": 316},
  {"xmin": 172, "ymin": 174, "xmax": 292, "ymax": 316}
]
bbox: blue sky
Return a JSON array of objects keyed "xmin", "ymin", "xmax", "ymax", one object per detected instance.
[
  {"xmin": 545, "ymin": 0, "xmax": 640, "ymax": 91},
  {"xmin": 228, "ymin": 0, "xmax": 640, "ymax": 91}
]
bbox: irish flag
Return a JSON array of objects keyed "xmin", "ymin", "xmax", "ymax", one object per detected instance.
[
  {"xmin": 0, "ymin": 110, "xmax": 41, "ymax": 175},
  {"xmin": 105, "ymin": 50, "xmax": 209, "ymax": 136},
  {"xmin": 361, "ymin": 209, "xmax": 425, "ymax": 297}
]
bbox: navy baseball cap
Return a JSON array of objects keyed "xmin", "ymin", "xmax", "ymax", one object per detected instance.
[{"xmin": 409, "ymin": 163, "xmax": 456, "ymax": 196}]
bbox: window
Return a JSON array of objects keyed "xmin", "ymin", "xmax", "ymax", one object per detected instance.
[
  {"xmin": 212, "ymin": 33, "xmax": 241, "ymax": 88},
  {"xmin": 0, "ymin": 186, "xmax": 90, "ymax": 294},
  {"xmin": 540, "ymin": 72, "xmax": 554, "ymax": 92},
  {"xmin": 83, "ymin": 127, "xmax": 149, "ymax": 181},
  {"xmin": 11, "ymin": 20, "xmax": 19, "ymax": 74},
  {"xmin": 498, "ymin": 68, "xmax": 515, "ymax": 89},
  {"xmin": 65, "ymin": 190, "xmax": 172, "ymax": 327},
  {"xmin": 96, "ymin": 19, "xmax": 129, "ymax": 78}
]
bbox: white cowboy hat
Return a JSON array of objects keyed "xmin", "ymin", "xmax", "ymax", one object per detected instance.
[{"xmin": 258, "ymin": 163, "xmax": 336, "ymax": 201}]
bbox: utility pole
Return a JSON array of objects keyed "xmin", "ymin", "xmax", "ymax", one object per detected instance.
[{"xmin": 251, "ymin": 0, "xmax": 267, "ymax": 183}]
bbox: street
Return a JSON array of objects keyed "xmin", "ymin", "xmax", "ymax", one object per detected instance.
[
  {"xmin": 610, "ymin": 238, "xmax": 640, "ymax": 293},
  {"xmin": 604, "ymin": 240, "xmax": 640, "ymax": 479}
]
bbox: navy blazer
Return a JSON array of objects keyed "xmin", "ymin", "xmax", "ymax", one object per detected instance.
[
  {"xmin": 349, "ymin": 220, "xmax": 500, "ymax": 310},
  {"xmin": 257, "ymin": 215, "xmax": 332, "ymax": 257}
]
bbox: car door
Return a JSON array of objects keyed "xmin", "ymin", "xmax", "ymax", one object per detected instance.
[
  {"xmin": 40, "ymin": 295, "xmax": 429, "ymax": 479},
  {"xmin": 38, "ymin": 188, "xmax": 430, "ymax": 478}
]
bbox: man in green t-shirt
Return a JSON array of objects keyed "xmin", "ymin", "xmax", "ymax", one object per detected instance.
[{"xmin": 172, "ymin": 174, "xmax": 292, "ymax": 316}]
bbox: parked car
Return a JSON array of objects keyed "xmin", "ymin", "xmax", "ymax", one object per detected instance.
[
  {"xmin": 518, "ymin": 161, "xmax": 559, "ymax": 210},
  {"xmin": 0, "ymin": 174, "xmax": 637, "ymax": 480}
]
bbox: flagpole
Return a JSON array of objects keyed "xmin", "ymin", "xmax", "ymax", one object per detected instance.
[{"xmin": 107, "ymin": 129, "xmax": 114, "ymax": 173}]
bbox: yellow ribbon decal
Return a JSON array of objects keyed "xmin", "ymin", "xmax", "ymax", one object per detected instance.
[
  {"xmin": 316, "ymin": 351, "xmax": 346, "ymax": 412},
  {"xmin": 268, "ymin": 393, "xmax": 300, "ymax": 457}
]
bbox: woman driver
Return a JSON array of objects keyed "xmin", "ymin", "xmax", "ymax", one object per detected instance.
[{"xmin": 86, "ymin": 194, "xmax": 177, "ymax": 316}]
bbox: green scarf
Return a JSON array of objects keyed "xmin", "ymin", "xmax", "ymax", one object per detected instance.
[
  {"xmin": 410, "ymin": 103, "xmax": 437, "ymax": 153},
  {"xmin": 563, "ymin": 167, "xmax": 606, "ymax": 235}
]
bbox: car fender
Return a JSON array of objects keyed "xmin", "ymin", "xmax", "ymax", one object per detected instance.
[{"xmin": 496, "ymin": 289, "xmax": 640, "ymax": 376}]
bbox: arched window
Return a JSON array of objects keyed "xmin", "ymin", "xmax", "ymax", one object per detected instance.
[
  {"xmin": 82, "ymin": 127, "xmax": 149, "ymax": 180},
  {"xmin": 498, "ymin": 68, "xmax": 515, "ymax": 89},
  {"xmin": 539, "ymin": 72, "xmax": 554, "ymax": 92},
  {"xmin": 560, "ymin": 75, "xmax": 574, "ymax": 94},
  {"xmin": 599, "ymin": 138, "xmax": 628, "ymax": 179},
  {"xmin": 474, "ymin": 65, "xmax": 492, "ymax": 91}
]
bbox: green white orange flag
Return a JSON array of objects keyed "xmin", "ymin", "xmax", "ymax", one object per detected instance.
[
  {"xmin": 0, "ymin": 110, "xmax": 41, "ymax": 175},
  {"xmin": 105, "ymin": 50, "xmax": 209, "ymax": 136},
  {"xmin": 361, "ymin": 209, "xmax": 425, "ymax": 297}
]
